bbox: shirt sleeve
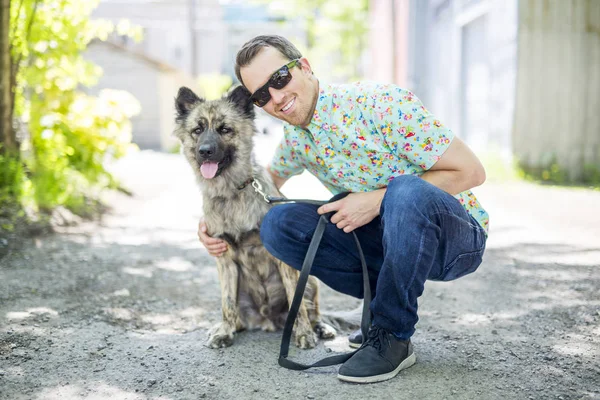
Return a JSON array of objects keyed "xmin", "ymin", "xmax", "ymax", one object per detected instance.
[
  {"xmin": 268, "ymin": 124, "xmax": 305, "ymax": 179},
  {"xmin": 367, "ymin": 84, "xmax": 455, "ymax": 171}
]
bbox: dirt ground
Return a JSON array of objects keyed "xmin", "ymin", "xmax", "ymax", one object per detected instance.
[{"xmin": 1, "ymin": 149, "xmax": 599, "ymax": 400}]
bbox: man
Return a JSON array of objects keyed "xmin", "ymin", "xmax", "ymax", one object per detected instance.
[{"xmin": 198, "ymin": 35, "xmax": 489, "ymax": 384}]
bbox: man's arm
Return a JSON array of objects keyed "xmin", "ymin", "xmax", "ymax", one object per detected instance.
[
  {"xmin": 317, "ymin": 84, "xmax": 486, "ymax": 232},
  {"xmin": 267, "ymin": 166, "xmax": 289, "ymax": 190},
  {"xmin": 421, "ymin": 136, "xmax": 486, "ymax": 195},
  {"xmin": 362, "ymin": 85, "xmax": 484, "ymax": 196},
  {"xmin": 317, "ymin": 138, "xmax": 485, "ymax": 233}
]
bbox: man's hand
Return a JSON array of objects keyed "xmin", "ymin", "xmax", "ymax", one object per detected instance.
[
  {"xmin": 198, "ymin": 220, "xmax": 228, "ymax": 257},
  {"xmin": 317, "ymin": 190, "xmax": 386, "ymax": 233}
]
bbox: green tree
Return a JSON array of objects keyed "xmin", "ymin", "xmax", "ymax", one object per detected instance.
[
  {"xmin": 0, "ymin": 0, "xmax": 15, "ymax": 154},
  {"xmin": 5, "ymin": 0, "xmax": 141, "ymax": 215},
  {"xmin": 1, "ymin": 0, "xmax": 23, "ymax": 208},
  {"xmin": 264, "ymin": 0, "xmax": 369, "ymax": 81}
]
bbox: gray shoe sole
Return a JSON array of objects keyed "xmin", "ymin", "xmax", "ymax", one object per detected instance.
[
  {"xmin": 348, "ymin": 340, "xmax": 361, "ymax": 349},
  {"xmin": 337, "ymin": 352, "xmax": 416, "ymax": 384}
]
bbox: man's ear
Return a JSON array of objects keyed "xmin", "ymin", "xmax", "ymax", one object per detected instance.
[
  {"xmin": 227, "ymin": 85, "xmax": 255, "ymax": 119},
  {"xmin": 298, "ymin": 57, "xmax": 313, "ymax": 75},
  {"xmin": 175, "ymin": 87, "xmax": 203, "ymax": 120}
]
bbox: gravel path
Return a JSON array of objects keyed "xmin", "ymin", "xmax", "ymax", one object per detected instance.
[{"xmin": 1, "ymin": 149, "xmax": 599, "ymax": 400}]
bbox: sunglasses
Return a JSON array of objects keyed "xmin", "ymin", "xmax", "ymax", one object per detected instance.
[{"xmin": 249, "ymin": 59, "xmax": 300, "ymax": 107}]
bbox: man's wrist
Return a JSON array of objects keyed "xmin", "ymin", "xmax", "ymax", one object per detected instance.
[{"xmin": 374, "ymin": 188, "xmax": 387, "ymax": 214}]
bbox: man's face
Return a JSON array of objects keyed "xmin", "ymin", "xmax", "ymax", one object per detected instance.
[{"xmin": 240, "ymin": 47, "xmax": 317, "ymax": 127}]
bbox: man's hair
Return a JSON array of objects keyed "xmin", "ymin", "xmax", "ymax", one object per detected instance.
[{"xmin": 235, "ymin": 35, "xmax": 303, "ymax": 87}]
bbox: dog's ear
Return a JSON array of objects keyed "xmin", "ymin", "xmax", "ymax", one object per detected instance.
[
  {"xmin": 227, "ymin": 85, "xmax": 255, "ymax": 119},
  {"xmin": 175, "ymin": 87, "xmax": 203, "ymax": 119}
]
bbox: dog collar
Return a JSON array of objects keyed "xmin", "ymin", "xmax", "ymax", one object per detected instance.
[{"xmin": 237, "ymin": 177, "xmax": 254, "ymax": 190}]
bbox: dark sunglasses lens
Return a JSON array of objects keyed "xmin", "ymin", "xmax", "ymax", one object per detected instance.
[
  {"xmin": 270, "ymin": 67, "xmax": 291, "ymax": 89},
  {"xmin": 252, "ymin": 62, "xmax": 295, "ymax": 107},
  {"xmin": 254, "ymin": 88, "xmax": 270, "ymax": 107}
]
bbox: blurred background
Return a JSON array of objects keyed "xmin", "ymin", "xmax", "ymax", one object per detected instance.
[
  {"xmin": 86, "ymin": 0, "xmax": 599, "ymax": 181},
  {"xmin": 0, "ymin": 0, "xmax": 599, "ymax": 237},
  {"xmin": 1, "ymin": 3, "xmax": 599, "ymax": 398}
]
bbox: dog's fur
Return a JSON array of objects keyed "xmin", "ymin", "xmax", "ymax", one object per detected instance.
[{"xmin": 173, "ymin": 85, "xmax": 335, "ymax": 349}]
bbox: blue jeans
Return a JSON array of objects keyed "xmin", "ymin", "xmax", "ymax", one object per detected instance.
[{"xmin": 260, "ymin": 175, "xmax": 487, "ymax": 339}]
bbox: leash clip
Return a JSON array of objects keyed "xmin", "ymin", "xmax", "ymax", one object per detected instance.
[{"xmin": 251, "ymin": 179, "xmax": 271, "ymax": 203}]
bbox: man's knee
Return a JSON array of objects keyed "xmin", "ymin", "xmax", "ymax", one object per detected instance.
[
  {"xmin": 382, "ymin": 175, "xmax": 448, "ymax": 220},
  {"xmin": 259, "ymin": 204, "xmax": 315, "ymax": 249},
  {"xmin": 259, "ymin": 206, "xmax": 284, "ymax": 248},
  {"xmin": 385, "ymin": 175, "xmax": 432, "ymax": 204}
]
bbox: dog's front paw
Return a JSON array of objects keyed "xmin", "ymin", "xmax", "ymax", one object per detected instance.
[
  {"xmin": 206, "ymin": 323, "xmax": 235, "ymax": 349},
  {"xmin": 314, "ymin": 321, "xmax": 336, "ymax": 339},
  {"xmin": 294, "ymin": 329, "xmax": 318, "ymax": 349}
]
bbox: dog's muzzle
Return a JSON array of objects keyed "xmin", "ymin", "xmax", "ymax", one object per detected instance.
[
  {"xmin": 198, "ymin": 143, "xmax": 215, "ymax": 159},
  {"xmin": 195, "ymin": 138, "xmax": 224, "ymax": 164}
]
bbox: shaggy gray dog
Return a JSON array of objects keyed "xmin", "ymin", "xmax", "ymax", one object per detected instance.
[{"xmin": 173, "ymin": 86, "xmax": 335, "ymax": 349}]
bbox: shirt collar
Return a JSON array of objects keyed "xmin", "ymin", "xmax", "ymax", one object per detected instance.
[{"xmin": 307, "ymin": 80, "xmax": 332, "ymax": 130}]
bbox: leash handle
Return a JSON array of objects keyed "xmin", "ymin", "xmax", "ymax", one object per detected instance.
[
  {"xmin": 267, "ymin": 196, "xmax": 328, "ymax": 206},
  {"xmin": 276, "ymin": 195, "xmax": 372, "ymax": 370}
]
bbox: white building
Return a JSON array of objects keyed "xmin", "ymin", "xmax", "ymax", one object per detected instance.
[
  {"xmin": 90, "ymin": 0, "xmax": 225, "ymax": 76},
  {"xmin": 368, "ymin": 0, "xmax": 600, "ymax": 182},
  {"xmin": 368, "ymin": 0, "xmax": 518, "ymax": 159},
  {"xmin": 85, "ymin": 0, "xmax": 305, "ymax": 150},
  {"xmin": 84, "ymin": 40, "xmax": 198, "ymax": 150}
]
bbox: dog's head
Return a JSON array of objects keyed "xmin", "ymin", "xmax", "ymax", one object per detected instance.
[{"xmin": 174, "ymin": 85, "xmax": 255, "ymax": 182}]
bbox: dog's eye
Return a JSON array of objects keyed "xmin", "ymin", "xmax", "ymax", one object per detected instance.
[
  {"xmin": 192, "ymin": 126, "xmax": 204, "ymax": 136},
  {"xmin": 219, "ymin": 126, "xmax": 232, "ymax": 134}
]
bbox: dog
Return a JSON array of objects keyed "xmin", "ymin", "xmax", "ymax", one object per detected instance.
[{"xmin": 173, "ymin": 85, "xmax": 336, "ymax": 349}]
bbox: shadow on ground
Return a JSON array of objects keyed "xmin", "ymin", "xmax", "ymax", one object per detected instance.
[{"xmin": 1, "ymin": 216, "xmax": 599, "ymax": 400}]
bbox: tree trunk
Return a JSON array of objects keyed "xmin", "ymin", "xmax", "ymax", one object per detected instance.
[{"xmin": 0, "ymin": 0, "xmax": 16, "ymax": 154}]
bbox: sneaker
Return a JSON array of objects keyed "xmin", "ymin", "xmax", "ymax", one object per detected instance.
[
  {"xmin": 338, "ymin": 325, "xmax": 416, "ymax": 383},
  {"xmin": 348, "ymin": 328, "xmax": 362, "ymax": 349}
]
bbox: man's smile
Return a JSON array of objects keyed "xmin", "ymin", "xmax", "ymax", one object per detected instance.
[{"xmin": 280, "ymin": 97, "xmax": 296, "ymax": 114}]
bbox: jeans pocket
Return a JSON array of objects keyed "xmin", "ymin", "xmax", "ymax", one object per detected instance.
[{"xmin": 439, "ymin": 248, "xmax": 485, "ymax": 281}]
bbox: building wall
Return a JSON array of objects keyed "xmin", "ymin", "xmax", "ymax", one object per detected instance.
[
  {"xmin": 92, "ymin": 0, "xmax": 225, "ymax": 76},
  {"xmin": 403, "ymin": 0, "xmax": 518, "ymax": 156},
  {"xmin": 85, "ymin": 42, "xmax": 198, "ymax": 151},
  {"xmin": 84, "ymin": 42, "xmax": 161, "ymax": 149},
  {"xmin": 195, "ymin": 2, "xmax": 226, "ymax": 75},
  {"xmin": 455, "ymin": 0, "xmax": 518, "ymax": 156},
  {"xmin": 367, "ymin": 0, "xmax": 410, "ymax": 86},
  {"xmin": 485, "ymin": 0, "xmax": 518, "ymax": 158},
  {"xmin": 513, "ymin": 0, "xmax": 600, "ymax": 181},
  {"xmin": 158, "ymin": 71, "xmax": 200, "ymax": 151},
  {"xmin": 92, "ymin": 0, "xmax": 304, "ymax": 81}
]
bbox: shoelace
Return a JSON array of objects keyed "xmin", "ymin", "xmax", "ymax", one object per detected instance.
[{"xmin": 364, "ymin": 326, "xmax": 391, "ymax": 352}]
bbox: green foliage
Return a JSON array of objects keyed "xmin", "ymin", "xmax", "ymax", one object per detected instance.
[
  {"xmin": 0, "ymin": 147, "xmax": 24, "ymax": 209},
  {"xmin": 582, "ymin": 164, "xmax": 600, "ymax": 186},
  {"xmin": 8, "ymin": 0, "xmax": 141, "ymax": 215},
  {"xmin": 198, "ymin": 73, "xmax": 233, "ymax": 100},
  {"xmin": 259, "ymin": 0, "xmax": 369, "ymax": 81},
  {"xmin": 517, "ymin": 159, "xmax": 600, "ymax": 189},
  {"xmin": 478, "ymin": 151, "xmax": 599, "ymax": 188},
  {"xmin": 25, "ymin": 90, "xmax": 140, "ymax": 213}
]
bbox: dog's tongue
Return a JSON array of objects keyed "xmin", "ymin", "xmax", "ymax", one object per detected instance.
[{"xmin": 200, "ymin": 162, "xmax": 219, "ymax": 179}]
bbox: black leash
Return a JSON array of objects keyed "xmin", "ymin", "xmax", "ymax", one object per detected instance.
[{"xmin": 267, "ymin": 194, "xmax": 372, "ymax": 370}]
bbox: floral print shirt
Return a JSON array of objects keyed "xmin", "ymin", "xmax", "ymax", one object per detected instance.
[{"xmin": 269, "ymin": 81, "xmax": 489, "ymax": 233}]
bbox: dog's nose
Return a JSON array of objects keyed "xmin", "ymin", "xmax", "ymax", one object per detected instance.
[{"xmin": 198, "ymin": 144, "xmax": 214, "ymax": 158}]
